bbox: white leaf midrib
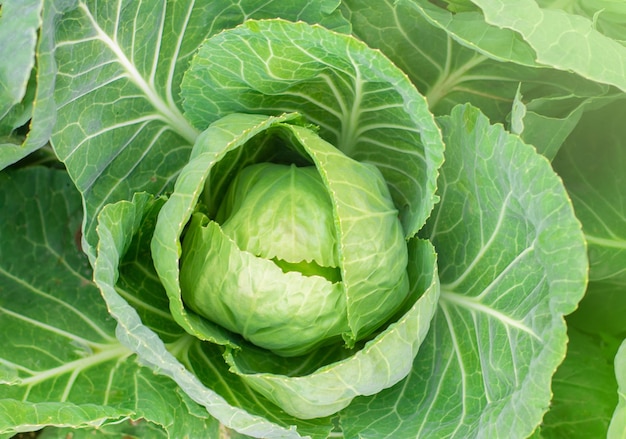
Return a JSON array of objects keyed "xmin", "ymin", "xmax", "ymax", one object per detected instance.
[
  {"xmin": 17, "ymin": 344, "xmax": 132, "ymax": 401},
  {"xmin": 77, "ymin": 2, "xmax": 198, "ymax": 144},
  {"xmin": 440, "ymin": 289, "xmax": 541, "ymax": 341}
]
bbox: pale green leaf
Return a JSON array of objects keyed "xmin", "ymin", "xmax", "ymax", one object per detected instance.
[
  {"xmin": 317, "ymin": 0, "xmax": 527, "ymax": 123},
  {"xmin": 341, "ymin": 0, "xmax": 608, "ymax": 131},
  {"xmin": 340, "ymin": 104, "xmax": 587, "ymax": 438},
  {"xmin": 0, "ymin": 0, "xmax": 42, "ymax": 119},
  {"xmin": 285, "ymin": 125, "xmax": 410, "ymax": 344},
  {"xmin": 470, "ymin": 0, "xmax": 626, "ymax": 92},
  {"xmin": 391, "ymin": 0, "xmax": 539, "ymax": 66},
  {"xmin": 509, "ymin": 85, "xmax": 527, "ymax": 136},
  {"xmin": 535, "ymin": 0, "xmax": 626, "ymax": 44},
  {"xmin": 0, "ymin": 0, "xmax": 73, "ymax": 169}
]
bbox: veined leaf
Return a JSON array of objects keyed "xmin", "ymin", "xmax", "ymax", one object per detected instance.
[
  {"xmin": 340, "ymin": 104, "xmax": 587, "ymax": 438},
  {"xmin": 0, "ymin": 0, "xmax": 42, "ymax": 120},
  {"xmin": 537, "ymin": 0, "xmax": 626, "ymax": 45},
  {"xmin": 348, "ymin": 0, "xmax": 616, "ymax": 159},
  {"xmin": 341, "ymin": 0, "xmax": 608, "ymax": 135},
  {"xmin": 383, "ymin": 0, "xmax": 539, "ymax": 66},
  {"xmin": 0, "ymin": 0, "xmax": 72, "ymax": 169},
  {"xmin": 468, "ymin": 0, "xmax": 626, "ymax": 92},
  {"xmin": 0, "ymin": 167, "xmax": 216, "ymax": 437},
  {"xmin": 50, "ymin": 0, "xmax": 350, "ymax": 257}
]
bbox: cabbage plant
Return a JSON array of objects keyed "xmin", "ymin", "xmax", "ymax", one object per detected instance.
[{"xmin": 1, "ymin": 1, "xmax": 625, "ymax": 439}]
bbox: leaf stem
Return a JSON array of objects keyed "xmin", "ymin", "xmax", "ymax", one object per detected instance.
[
  {"xmin": 426, "ymin": 46, "xmax": 488, "ymax": 109},
  {"xmin": 18, "ymin": 344, "xmax": 132, "ymax": 390}
]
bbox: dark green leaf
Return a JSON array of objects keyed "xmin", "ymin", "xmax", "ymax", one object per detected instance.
[
  {"xmin": 541, "ymin": 328, "xmax": 620, "ymax": 438},
  {"xmin": 553, "ymin": 98, "xmax": 626, "ymax": 283}
]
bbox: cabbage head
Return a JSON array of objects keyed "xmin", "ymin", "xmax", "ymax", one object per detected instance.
[
  {"xmin": 150, "ymin": 109, "xmax": 440, "ymax": 418},
  {"xmin": 141, "ymin": 19, "xmax": 445, "ymax": 420},
  {"xmin": 179, "ymin": 150, "xmax": 410, "ymax": 357}
]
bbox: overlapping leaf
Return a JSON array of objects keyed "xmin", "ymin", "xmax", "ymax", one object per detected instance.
[
  {"xmin": 341, "ymin": 0, "xmax": 535, "ymax": 120},
  {"xmin": 469, "ymin": 0, "xmax": 626, "ymax": 92},
  {"xmin": 341, "ymin": 0, "xmax": 609, "ymax": 161},
  {"xmin": 50, "ymin": 0, "xmax": 350, "ymax": 256},
  {"xmin": 94, "ymin": 191, "xmax": 334, "ymax": 439},
  {"xmin": 0, "ymin": 167, "xmax": 215, "ymax": 438},
  {"xmin": 181, "ymin": 18, "xmax": 444, "ymax": 237},
  {"xmin": 340, "ymin": 105, "xmax": 587, "ymax": 438},
  {"xmin": 0, "ymin": 0, "xmax": 42, "ymax": 121},
  {"xmin": 1, "ymin": 1, "xmax": 617, "ymax": 437},
  {"xmin": 0, "ymin": 0, "xmax": 71, "ymax": 169}
]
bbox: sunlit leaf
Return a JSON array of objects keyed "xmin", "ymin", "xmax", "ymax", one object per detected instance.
[{"xmin": 341, "ymin": 105, "xmax": 587, "ymax": 438}]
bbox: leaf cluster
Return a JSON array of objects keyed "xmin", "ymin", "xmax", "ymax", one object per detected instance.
[{"xmin": 1, "ymin": 1, "xmax": 624, "ymax": 438}]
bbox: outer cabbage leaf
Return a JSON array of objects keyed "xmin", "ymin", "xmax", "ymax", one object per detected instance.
[
  {"xmin": 536, "ymin": 0, "xmax": 626, "ymax": 45},
  {"xmin": 467, "ymin": 0, "xmax": 626, "ymax": 92},
  {"xmin": 0, "ymin": 167, "xmax": 216, "ymax": 438},
  {"xmin": 0, "ymin": 0, "xmax": 42, "ymax": 121},
  {"xmin": 151, "ymin": 112, "xmax": 440, "ymax": 419},
  {"xmin": 181, "ymin": 18, "xmax": 444, "ymax": 237},
  {"xmin": 49, "ymin": 0, "xmax": 350, "ymax": 257},
  {"xmin": 0, "ymin": 0, "xmax": 71, "ymax": 169},
  {"xmin": 342, "ymin": 0, "xmax": 528, "ymax": 120},
  {"xmin": 340, "ymin": 104, "xmax": 588, "ymax": 438}
]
